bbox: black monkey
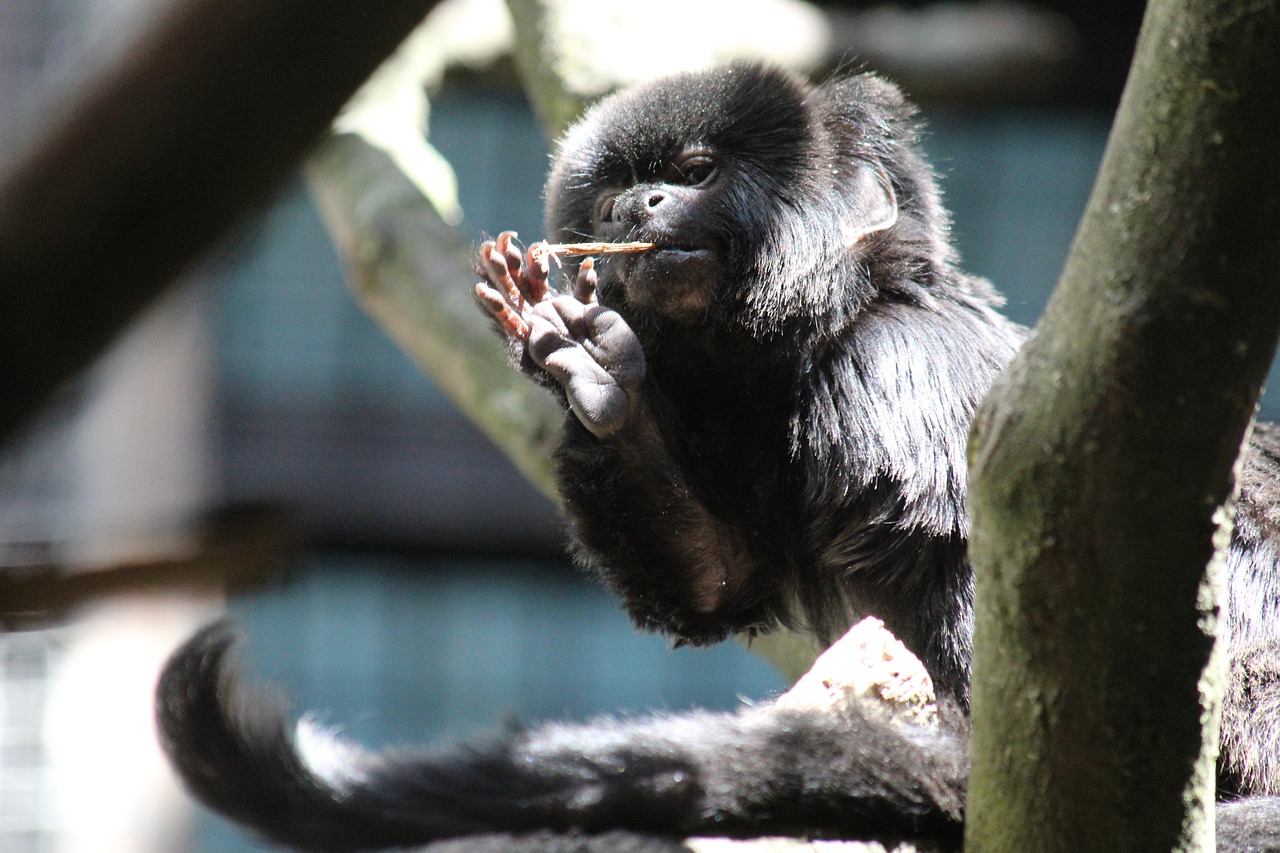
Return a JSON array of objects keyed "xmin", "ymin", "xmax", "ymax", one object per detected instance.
[{"xmin": 156, "ymin": 63, "xmax": 1280, "ymax": 851}]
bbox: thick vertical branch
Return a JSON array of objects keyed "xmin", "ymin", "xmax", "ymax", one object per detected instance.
[
  {"xmin": 967, "ymin": 2, "xmax": 1280, "ymax": 851},
  {"xmin": 0, "ymin": 0, "xmax": 439, "ymax": 444}
]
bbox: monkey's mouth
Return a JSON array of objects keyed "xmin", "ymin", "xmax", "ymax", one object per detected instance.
[
  {"xmin": 616, "ymin": 244, "xmax": 718, "ymax": 319},
  {"xmin": 617, "ymin": 240, "xmax": 716, "ymax": 274},
  {"xmin": 649, "ymin": 245, "xmax": 714, "ymax": 259},
  {"xmin": 632, "ymin": 244, "xmax": 717, "ymax": 273},
  {"xmin": 628, "ymin": 244, "xmax": 717, "ymax": 280}
]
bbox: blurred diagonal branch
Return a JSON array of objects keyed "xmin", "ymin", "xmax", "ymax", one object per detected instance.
[
  {"xmin": 305, "ymin": 131, "xmax": 564, "ymax": 498},
  {"xmin": 0, "ymin": 0, "xmax": 440, "ymax": 445}
]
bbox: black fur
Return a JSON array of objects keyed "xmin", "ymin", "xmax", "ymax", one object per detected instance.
[
  {"xmin": 541, "ymin": 64, "xmax": 1020, "ymax": 708},
  {"xmin": 156, "ymin": 63, "xmax": 1280, "ymax": 850},
  {"xmin": 157, "ymin": 622, "xmax": 968, "ymax": 851}
]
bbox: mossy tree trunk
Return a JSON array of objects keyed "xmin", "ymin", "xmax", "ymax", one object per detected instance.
[{"xmin": 966, "ymin": 1, "xmax": 1280, "ymax": 851}]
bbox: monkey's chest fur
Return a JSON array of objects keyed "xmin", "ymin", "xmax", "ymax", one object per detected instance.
[{"xmin": 556, "ymin": 295, "xmax": 1007, "ymax": 709}]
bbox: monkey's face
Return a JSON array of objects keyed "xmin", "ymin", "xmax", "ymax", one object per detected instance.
[
  {"xmin": 545, "ymin": 63, "xmax": 839, "ymax": 329},
  {"xmin": 543, "ymin": 63, "xmax": 934, "ymax": 336},
  {"xmin": 587, "ymin": 148, "xmax": 725, "ymax": 320}
]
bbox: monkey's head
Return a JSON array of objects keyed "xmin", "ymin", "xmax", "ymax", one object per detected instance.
[{"xmin": 545, "ymin": 62, "xmax": 955, "ymax": 335}]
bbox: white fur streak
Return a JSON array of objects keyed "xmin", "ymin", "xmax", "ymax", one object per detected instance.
[{"xmin": 295, "ymin": 717, "xmax": 370, "ymax": 795}]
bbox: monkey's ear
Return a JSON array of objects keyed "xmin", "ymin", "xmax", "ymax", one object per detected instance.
[{"xmin": 841, "ymin": 163, "xmax": 898, "ymax": 248}]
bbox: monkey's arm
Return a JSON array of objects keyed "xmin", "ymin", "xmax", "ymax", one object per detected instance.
[
  {"xmin": 532, "ymin": 307, "xmax": 772, "ymax": 641},
  {"xmin": 476, "ymin": 241, "xmax": 771, "ymax": 640},
  {"xmin": 156, "ymin": 623, "xmax": 969, "ymax": 852},
  {"xmin": 553, "ymin": 391, "xmax": 775, "ymax": 641}
]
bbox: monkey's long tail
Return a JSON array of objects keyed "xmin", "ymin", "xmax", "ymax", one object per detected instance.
[{"xmin": 156, "ymin": 622, "xmax": 969, "ymax": 852}]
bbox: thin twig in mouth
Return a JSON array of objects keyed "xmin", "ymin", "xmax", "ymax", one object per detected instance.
[{"xmin": 530, "ymin": 241, "xmax": 657, "ymax": 263}]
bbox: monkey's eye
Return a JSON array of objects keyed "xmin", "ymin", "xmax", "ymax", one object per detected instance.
[
  {"xmin": 673, "ymin": 153, "xmax": 717, "ymax": 187},
  {"xmin": 597, "ymin": 194, "xmax": 617, "ymax": 222}
]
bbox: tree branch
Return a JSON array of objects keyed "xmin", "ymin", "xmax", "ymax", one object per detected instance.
[
  {"xmin": 304, "ymin": 132, "xmax": 564, "ymax": 498},
  {"xmin": 966, "ymin": 2, "xmax": 1280, "ymax": 850},
  {"xmin": 0, "ymin": 0, "xmax": 440, "ymax": 444}
]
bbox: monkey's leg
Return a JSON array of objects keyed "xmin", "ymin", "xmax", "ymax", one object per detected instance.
[{"xmin": 1221, "ymin": 642, "xmax": 1280, "ymax": 796}]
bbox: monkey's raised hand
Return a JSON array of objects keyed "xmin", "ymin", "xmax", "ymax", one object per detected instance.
[
  {"xmin": 475, "ymin": 232, "xmax": 646, "ymax": 438},
  {"xmin": 474, "ymin": 231, "xmax": 550, "ymax": 340}
]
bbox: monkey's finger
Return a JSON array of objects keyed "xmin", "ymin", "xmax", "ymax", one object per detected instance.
[
  {"xmin": 574, "ymin": 257, "xmax": 598, "ymax": 304},
  {"xmin": 475, "ymin": 282, "xmax": 530, "ymax": 339},
  {"xmin": 525, "ymin": 243, "xmax": 551, "ymax": 303},
  {"xmin": 484, "ymin": 243, "xmax": 524, "ymax": 308},
  {"xmin": 496, "ymin": 231, "xmax": 524, "ymax": 282},
  {"xmin": 478, "ymin": 238, "xmax": 496, "ymax": 276}
]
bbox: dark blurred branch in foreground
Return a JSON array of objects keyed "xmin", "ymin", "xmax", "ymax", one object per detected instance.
[{"xmin": 0, "ymin": 0, "xmax": 440, "ymax": 446}]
